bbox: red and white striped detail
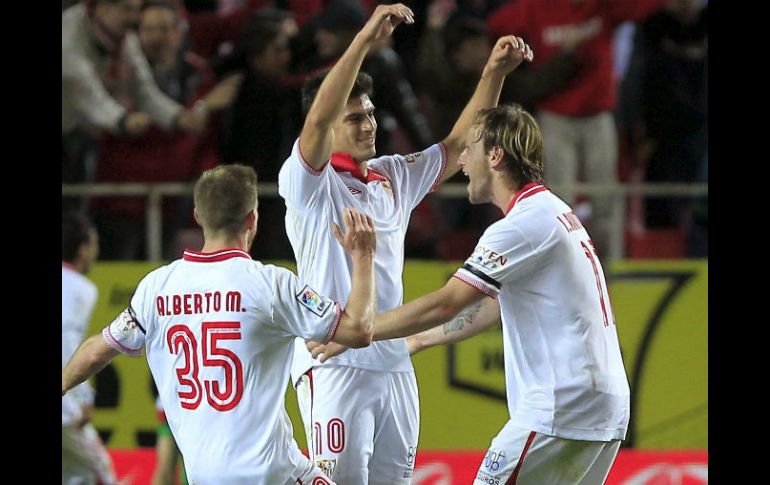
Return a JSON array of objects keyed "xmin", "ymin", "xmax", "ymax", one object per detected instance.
[
  {"xmin": 182, "ymin": 248, "xmax": 251, "ymax": 263},
  {"xmin": 297, "ymin": 139, "xmax": 328, "ymax": 176},
  {"xmin": 323, "ymin": 303, "xmax": 343, "ymax": 343},
  {"xmin": 430, "ymin": 143, "xmax": 449, "ymax": 193},
  {"xmin": 102, "ymin": 326, "xmax": 142, "ymax": 357},
  {"xmin": 506, "ymin": 183, "xmax": 549, "ymax": 215},
  {"xmin": 452, "ymin": 271, "xmax": 499, "ymax": 299}
]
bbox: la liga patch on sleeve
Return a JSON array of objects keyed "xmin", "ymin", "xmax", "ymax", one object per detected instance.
[{"xmin": 296, "ymin": 285, "xmax": 332, "ymax": 317}]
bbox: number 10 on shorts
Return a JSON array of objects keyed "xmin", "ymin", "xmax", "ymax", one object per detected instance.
[{"xmin": 314, "ymin": 418, "xmax": 346, "ymax": 454}]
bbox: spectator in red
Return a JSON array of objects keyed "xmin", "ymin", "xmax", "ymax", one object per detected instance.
[{"xmin": 487, "ymin": 0, "xmax": 667, "ymax": 258}]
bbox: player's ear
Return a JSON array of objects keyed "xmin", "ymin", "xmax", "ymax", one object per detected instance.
[
  {"xmin": 246, "ymin": 209, "xmax": 257, "ymax": 232},
  {"xmin": 489, "ymin": 145, "xmax": 505, "ymax": 169},
  {"xmin": 193, "ymin": 208, "xmax": 202, "ymax": 227}
]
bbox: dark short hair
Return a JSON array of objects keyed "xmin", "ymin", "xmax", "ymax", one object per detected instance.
[
  {"xmin": 193, "ymin": 165, "xmax": 258, "ymax": 236},
  {"xmin": 474, "ymin": 104, "xmax": 544, "ymax": 186},
  {"xmin": 62, "ymin": 211, "xmax": 94, "ymax": 263},
  {"xmin": 301, "ymin": 69, "xmax": 374, "ymax": 116}
]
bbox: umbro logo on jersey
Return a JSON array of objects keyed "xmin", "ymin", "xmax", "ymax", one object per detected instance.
[{"xmin": 347, "ymin": 186, "xmax": 362, "ymax": 195}]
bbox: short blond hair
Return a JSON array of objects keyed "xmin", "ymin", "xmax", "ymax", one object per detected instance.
[
  {"xmin": 193, "ymin": 165, "xmax": 258, "ymax": 236},
  {"xmin": 474, "ymin": 104, "xmax": 544, "ymax": 185}
]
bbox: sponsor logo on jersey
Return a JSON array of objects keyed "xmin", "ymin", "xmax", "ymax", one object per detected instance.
[
  {"xmin": 297, "ymin": 285, "xmax": 332, "ymax": 317},
  {"xmin": 404, "ymin": 152, "xmax": 424, "ymax": 164},
  {"xmin": 316, "ymin": 458, "xmax": 337, "ymax": 477},
  {"xmin": 469, "ymin": 245, "xmax": 508, "ymax": 271},
  {"xmin": 347, "ymin": 186, "xmax": 362, "ymax": 195}
]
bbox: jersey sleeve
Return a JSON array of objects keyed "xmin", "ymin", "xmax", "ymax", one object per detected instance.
[
  {"xmin": 453, "ymin": 222, "xmax": 539, "ymax": 298},
  {"xmin": 101, "ymin": 276, "xmax": 152, "ymax": 357},
  {"xmin": 277, "ymin": 137, "xmax": 331, "ymax": 212},
  {"xmin": 369, "ymin": 143, "xmax": 448, "ymax": 212},
  {"xmin": 268, "ymin": 266, "xmax": 343, "ymax": 343}
]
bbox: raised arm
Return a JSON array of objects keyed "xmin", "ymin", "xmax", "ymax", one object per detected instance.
[
  {"xmin": 327, "ymin": 208, "xmax": 378, "ymax": 348},
  {"xmin": 300, "ymin": 3, "xmax": 414, "ymax": 168},
  {"xmin": 439, "ymin": 35, "xmax": 533, "ymax": 183},
  {"xmin": 62, "ymin": 334, "xmax": 120, "ymax": 396},
  {"xmin": 407, "ymin": 297, "xmax": 500, "ymax": 355}
]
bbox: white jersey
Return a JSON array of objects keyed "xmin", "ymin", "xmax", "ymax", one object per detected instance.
[
  {"xmin": 101, "ymin": 249, "xmax": 344, "ymax": 485},
  {"xmin": 454, "ymin": 184, "xmax": 631, "ymax": 442},
  {"xmin": 279, "ymin": 138, "xmax": 447, "ymax": 382},
  {"xmin": 62, "ymin": 263, "xmax": 98, "ymax": 426}
]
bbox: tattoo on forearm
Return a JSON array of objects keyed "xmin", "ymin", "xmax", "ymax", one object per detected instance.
[{"xmin": 442, "ymin": 302, "xmax": 483, "ymax": 335}]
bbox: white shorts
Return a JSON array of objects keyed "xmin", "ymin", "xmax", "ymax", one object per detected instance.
[
  {"xmin": 62, "ymin": 423, "xmax": 118, "ymax": 485},
  {"xmin": 474, "ymin": 421, "xmax": 621, "ymax": 485},
  {"xmin": 296, "ymin": 365, "xmax": 419, "ymax": 485},
  {"xmin": 185, "ymin": 445, "xmax": 337, "ymax": 485}
]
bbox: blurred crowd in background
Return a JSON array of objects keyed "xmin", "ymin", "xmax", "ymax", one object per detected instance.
[{"xmin": 62, "ymin": 0, "xmax": 707, "ymax": 262}]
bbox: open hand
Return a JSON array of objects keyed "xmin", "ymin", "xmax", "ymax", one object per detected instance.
[{"xmin": 332, "ymin": 208, "xmax": 376, "ymax": 258}]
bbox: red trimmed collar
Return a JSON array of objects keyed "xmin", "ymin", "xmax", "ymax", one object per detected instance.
[
  {"xmin": 330, "ymin": 152, "xmax": 387, "ymax": 184},
  {"xmin": 62, "ymin": 261, "xmax": 78, "ymax": 272},
  {"xmin": 183, "ymin": 248, "xmax": 252, "ymax": 263},
  {"xmin": 505, "ymin": 183, "xmax": 549, "ymax": 214}
]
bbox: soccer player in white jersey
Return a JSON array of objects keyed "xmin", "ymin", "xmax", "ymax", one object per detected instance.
[
  {"xmin": 62, "ymin": 211, "xmax": 119, "ymax": 485},
  {"xmin": 278, "ymin": 3, "xmax": 533, "ymax": 483},
  {"xmin": 310, "ymin": 105, "xmax": 631, "ymax": 484},
  {"xmin": 62, "ymin": 165, "xmax": 379, "ymax": 485}
]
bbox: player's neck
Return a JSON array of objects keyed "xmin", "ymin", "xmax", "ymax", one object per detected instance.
[
  {"xmin": 493, "ymin": 181, "xmax": 520, "ymax": 215},
  {"xmin": 200, "ymin": 236, "xmax": 249, "ymax": 254}
]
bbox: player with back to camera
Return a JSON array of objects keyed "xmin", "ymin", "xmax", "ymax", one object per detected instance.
[{"xmin": 62, "ymin": 164, "xmax": 379, "ymax": 485}]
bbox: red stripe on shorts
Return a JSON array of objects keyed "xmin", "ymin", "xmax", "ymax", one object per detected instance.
[{"xmin": 506, "ymin": 431, "xmax": 537, "ymax": 485}]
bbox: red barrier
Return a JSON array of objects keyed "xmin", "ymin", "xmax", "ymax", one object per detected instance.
[{"xmin": 107, "ymin": 448, "xmax": 707, "ymax": 484}]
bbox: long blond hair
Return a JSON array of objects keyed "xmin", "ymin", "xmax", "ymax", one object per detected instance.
[{"xmin": 474, "ymin": 104, "xmax": 544, "ymax": 186}]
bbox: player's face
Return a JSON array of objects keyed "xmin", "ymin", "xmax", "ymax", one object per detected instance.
[
  {"xmin": 458, "ymin": 125, "xmax": 493, "ymax": 204},
  {"xmin": 333, "ymin": 95, "xmax": 377, "ymax": 162}
]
